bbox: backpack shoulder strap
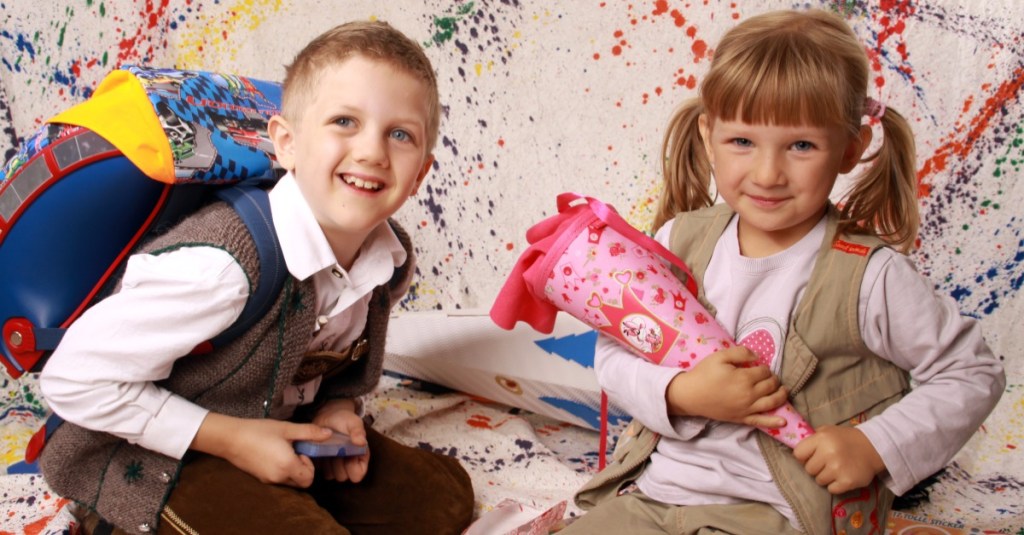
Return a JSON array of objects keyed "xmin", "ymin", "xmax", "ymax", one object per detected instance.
[{"xmin": 207, "ymin": 185, "xmax": 288, "ymax": 348}]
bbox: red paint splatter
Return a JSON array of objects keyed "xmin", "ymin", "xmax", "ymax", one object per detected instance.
[
  {"xmin": 497, "ymin": 138, "xmax": 505, "ymax": 147},
  {"xmin": 692, "ymin": 39, "xmax": 708, "ymax": 62},
  {"xmin": 115, "ymin": 0, "xmax": 173, "ymax": 66},
  {"xmin": 505, "ymin": 242, "xmax": 514, "ymax": 251},
  {"xmin": 467, "ymin": 414, "xmax": 492, "ymax": 429},
  {"xmin": 875, "ymin": 1, "xmax": 915, "ymax": 76},
  {"xmin": 917, "ymin": 66, "xmax": 1024, "ymax": 197},
  {"xmin": 670, "ymin": 9, "xmax": 686, "ymax": 27},
  {"xmin": 612, "ymin": 45, "xmax": 623, "ymax": 56},
  {"xmin": 652, "ymin": 0, "xmax": 668, "ymax": 16}
]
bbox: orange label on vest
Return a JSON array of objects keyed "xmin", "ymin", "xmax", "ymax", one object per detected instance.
[{"xmin": 833, "ymin": 239, "xmax": 870, "ymax": 256}]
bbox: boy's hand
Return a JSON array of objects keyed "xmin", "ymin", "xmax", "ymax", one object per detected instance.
[
  {"xmin": 312, "ymin": 398, "xmax": 370, "ymax": 483},
  {"xmin": 191, "ymin": 412, "xmax": 333, "ymax": 488},
  {"xmin": 793, "ymin": 425, "xmax": 885, "ymax": 494},
  {"xmin": 665, "ymin": 346, "xmax": 788, "ymax": 428}
]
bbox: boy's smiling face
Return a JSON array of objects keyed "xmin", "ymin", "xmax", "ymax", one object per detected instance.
[{"xmin": 270, "ymin": 55, "xmax": 434, "ymax": 266}]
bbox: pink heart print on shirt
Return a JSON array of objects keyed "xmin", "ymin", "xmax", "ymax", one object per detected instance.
[{"xmin": 737, "ymin": 329, "xmax": 775, "ymax": 368}]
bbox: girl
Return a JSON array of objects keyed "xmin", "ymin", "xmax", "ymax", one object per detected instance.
[{"xmin": 562, "ymin": 9, "xmax": 1004, "ymax": 535}]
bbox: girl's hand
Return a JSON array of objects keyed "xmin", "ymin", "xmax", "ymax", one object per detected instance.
[
  {"xmin": 665, "ymin": 346, "xmax": 788, "ymax": 428},
  {"xmin": 191, "ymin": 412, "xmax": 333, "ymax": 488},
  {"xmin": 792, "ymin": 425, "xmax": 885, "ymax": 494},
  {"xmin": 312, "ymin": 398, "xmax": 370, "ymax": 483}
]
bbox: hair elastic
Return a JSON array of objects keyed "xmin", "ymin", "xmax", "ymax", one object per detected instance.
[{"xmin": 864, "ymin": 97, "xmax": 886, "ymax": 119}]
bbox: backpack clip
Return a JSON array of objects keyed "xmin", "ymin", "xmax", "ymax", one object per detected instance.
[{"xmin": 2, "ymin": 318, "xmax": 44, "ymax": 379}]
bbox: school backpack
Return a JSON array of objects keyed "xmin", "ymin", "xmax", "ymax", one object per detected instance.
[{"xmin": 0, "ymin": 66, "xmax": 289, "ymax": 460}]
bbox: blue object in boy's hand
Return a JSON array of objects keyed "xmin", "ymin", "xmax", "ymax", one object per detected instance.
[{"xmin": 294, "ymin": 432, "xmax": 368, "ymax": 458}]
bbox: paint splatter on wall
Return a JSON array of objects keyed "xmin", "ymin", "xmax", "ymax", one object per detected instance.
[{"xmin": 1, "ymin": 0, "xmax": 1021, "ymax": 530}]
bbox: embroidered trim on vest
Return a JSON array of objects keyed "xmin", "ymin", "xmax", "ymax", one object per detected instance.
[{"xmin": 832, "ymin": 239, "xmax": 871, "ymax": 257}]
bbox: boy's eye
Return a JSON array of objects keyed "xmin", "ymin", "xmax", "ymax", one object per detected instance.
[
  {"xmin": 730, "ymin": 138, "xmax": 753, "ymax": 147},
  {"xmin": 334, "ymin": 117, "xmax": 354, "ymax": 127},
  {"xmin": 390, "ymin": 129, "xmax": 412, "ymax": 143},
  {"xmin": 792, "ymin": 140, "xmax": 815, "ymax": 151}
]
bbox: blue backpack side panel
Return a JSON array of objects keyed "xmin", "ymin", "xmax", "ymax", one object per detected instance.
[{"xmin": 0, "ymin": 66, "xmax": 287, "ymax": 381}]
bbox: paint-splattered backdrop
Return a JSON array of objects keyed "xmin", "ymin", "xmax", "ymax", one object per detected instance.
[{"xmin": 2, "ymin": 0, "xmax": 1021, "ymax": 526}]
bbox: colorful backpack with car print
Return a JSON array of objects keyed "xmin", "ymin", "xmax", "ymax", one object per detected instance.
[{"xmin": 0, "ymin": 66, "xmax": 289, "ymax": 463}]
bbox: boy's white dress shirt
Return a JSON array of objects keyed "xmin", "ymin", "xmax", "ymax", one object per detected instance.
[{"xmin": 40, "ymin": 172, "xmax": 406, "ymax": 460}]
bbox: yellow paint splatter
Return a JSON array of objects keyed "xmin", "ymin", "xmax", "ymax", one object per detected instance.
[
  {"xmin": 474, "ymin": 61, "xmax": 495, "ymax": 76},
  {"xmin": 625, "ymin": 178, "xmax": 662, "ymax": 234},
  {"xmin": 174, "ymin": 0, "xmax": 284, "ymax": 70},
  {"xmin": 2, "ymin": 426, "xmax": 35, "ymax": 467}
]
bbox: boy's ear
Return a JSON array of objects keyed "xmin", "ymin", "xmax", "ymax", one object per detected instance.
[
  {"xmin": 697, "ymin": 114, "xmax": 714, "ymax": 167},
  {"xmin": 268, "ymin": 115, "xmax": 296, "ymax": 172},
  {"xmin": 840, "ymin": 125, "xmax": 873, "ymax": 174},
  {"xmin": 411, "ymin": 154, "xmax": 434, "ymax": 195}
]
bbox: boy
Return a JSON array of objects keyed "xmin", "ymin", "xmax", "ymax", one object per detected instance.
[{"xmin": 38, "ymin": 21, "xmax": 474, "ymax": 535}]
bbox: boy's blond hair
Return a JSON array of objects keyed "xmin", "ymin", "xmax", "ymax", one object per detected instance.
[
  {"xmin": 281, "ymin": 20, "xmax": 441, "ymax": 152},
  {"xmin": 656, "ymin": 10, "xmax": 919, "ymax": 251}
]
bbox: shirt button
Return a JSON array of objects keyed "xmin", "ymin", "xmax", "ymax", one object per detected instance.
[
  {"xmin": 138, "ymin": 523, "xmax": 152, "ymax": 532},
  {"xmin": 331, "ymin": 268, "xmax": 343, "ymax": 278},
  {"xmin": 160, "ymin": 472, "xmax": 171, "ymax": 483},
  {"xmin": 317, "ymin": 315, "xmax": 329, "ymax": 326}
]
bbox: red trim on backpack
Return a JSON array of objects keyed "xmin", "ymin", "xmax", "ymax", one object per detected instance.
[
  {"xmin": 0, "ymin": 128, "xmax": 119, "ymax": 238},
  {"xmin": 25, "ymin": 424, "xmax": 47, "ymax": 463}
]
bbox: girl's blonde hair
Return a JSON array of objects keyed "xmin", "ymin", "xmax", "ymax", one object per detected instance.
[{"xmin": 655, "ymin": 10, "xmax": 919, "ymax": 252}]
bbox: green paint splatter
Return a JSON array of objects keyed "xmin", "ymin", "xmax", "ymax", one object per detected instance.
[
  {"xmin": 427, "ymin": 2, "xmax": 476, "ymax": 47},
  {"xmin": 100, "ymin": 3, "xmax": 106, "ymax": 17},
  {"xmin": 992, "ymin": 124, "xmax": 1024, "ymax": 179},
  {"xmin": 831, "ymin": 0, "xmax": 859, "ymax": 17},
  {"xmin": 58, "ymin": 23, "xmax": 68, "ymax": 47},
  {"xmin": 102, "ymin": 50, "xmax": 108, "ymax": 66}
]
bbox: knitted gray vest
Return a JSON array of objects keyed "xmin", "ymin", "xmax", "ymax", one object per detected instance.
[{"xmin": 39, "ymin": 201, "xmax": 414, "ymax": 534}]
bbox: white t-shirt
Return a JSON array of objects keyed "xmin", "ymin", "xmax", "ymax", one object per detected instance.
[{"xmin": 595, "ymin": 214, "xmax": 1004, "ymax": 530}]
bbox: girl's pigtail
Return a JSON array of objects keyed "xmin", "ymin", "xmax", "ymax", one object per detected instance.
[
  {"xmin": 653, "ymin": 98, "xmax": 715, "ymax": 232},
  {"xmin": 840, "ymin": 106, "xmax": 920, "ymax": 252}
]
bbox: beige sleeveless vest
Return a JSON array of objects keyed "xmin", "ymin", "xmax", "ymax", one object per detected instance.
[{"xmin": 575, "ymin": 204, "xmax": 910, "ymax": 535}]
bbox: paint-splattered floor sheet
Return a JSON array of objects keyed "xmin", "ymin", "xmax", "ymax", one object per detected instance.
[{"xmin": 2, "ymin": 373, "xmax": 1021, "ymax": 535}]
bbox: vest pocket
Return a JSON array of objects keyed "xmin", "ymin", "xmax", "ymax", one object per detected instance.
[{"xmin": 786, "ymin": 331, "xmax": 909, "ymax": 427}]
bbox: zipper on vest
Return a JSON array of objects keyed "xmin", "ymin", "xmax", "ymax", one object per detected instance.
[
  {"xmin": 789, "ymin": 355, "xmax": 817, "ymax": 396},
  {"xmin": 160, "ymin": 506, "xmax": 199, "ymax": 535},
  {"xmin": 756, "ymin": 433, "xmax": 809, "ymax": 534}
]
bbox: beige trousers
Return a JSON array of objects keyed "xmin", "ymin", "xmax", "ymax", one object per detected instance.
[{"xmin": 559, "ymin": 489, "xmax": 803, "ymax": 535}]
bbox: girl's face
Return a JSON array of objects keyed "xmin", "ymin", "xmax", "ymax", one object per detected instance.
[{"xmin": 698, "ymin": 115, "xmax": 868, "ymax": 257}]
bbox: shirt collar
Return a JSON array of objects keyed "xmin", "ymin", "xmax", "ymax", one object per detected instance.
[{"xmin": 268, "ymin": 172, "xmax": 407, "ymax": 281}]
